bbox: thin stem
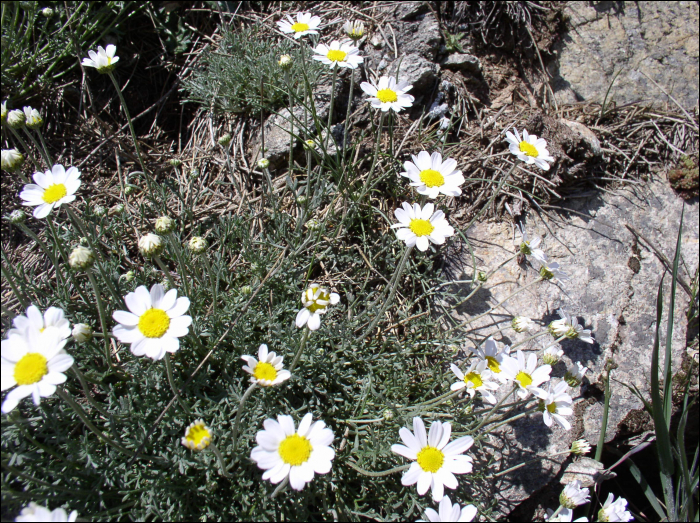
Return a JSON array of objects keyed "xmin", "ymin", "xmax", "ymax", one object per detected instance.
[
  {"xmin": 346, "ymin": 462, "xmax": 410, "ymax": 477},
  {"xmin": 70, "ymin": 366, "xmax": 113, "ymax": 418},
  {"xmin": 165, "ymin": 353, "xmax": 191, "ymax": 414},
  {"xmin": 153, "ymin": 255, "xmax": 177, "ymax": 290},
  {"xmin": 285, "ymin": 69, "xmax": 295, "ymax": 175},
  {"xmin": 487, "ymin": 449, "xmax": 572, "ymax": 478},
  {"xmin": 360, "ymin": 111, "xmax": 385, "ymax": 199},
  {"xmin": 230, "ymin": 382, "xmax": 258, "ymax": 450},
  {"xmin": 478, "ymin": 407, "xmax": 536, "ymax": 435},
  {"xmin": 326, "ymin": 66, "xmax": 338, "ymax": 149},
  {"xmin": 461, "ymin": 162, "xmax": 518, "ymax": 234},
  {"xmin": 22, "ymin": 127, "xmax": 51, "ymax": 168},
  {"xmin": 289, "ymin": 328, "xmax": 309, "ymax": 373},
  {"xmin": 595, "ymin": 362, "xmax": 613, "ymax": 462},
  {"xmin": 271, "ymin": 476, "xmax": 289, "ymax": 498},
  {"xmin": 8, "ymin": 127, "xmax": 36, "ymax": 176},
  {"xmin": 202, "ymin": 255, "xmax": 218, "ymax": 311},
  {"xmin": 209, "ymin": 442, "xmax": 231, "ymax": 478},
  {"xmin": 87, "ymin": 270, "xmax": 112, "ymax": 367},
  {"xmin": 36, "ymin": 129, "xmax": 53, "ymax": 165},
  {"xmin": 508, "ymin": 330, "xmax": 553, "ymax": 351},
  {"xmin": 166, "ymin": 233, "xmax": 190, "ymax": 297},
  {"xmin": 107, "ymin": 72, "xmax": 148, "ymax": 177},
  {"xmin": 470, "ymin": 386, "xmax": 517, "ymax": 434}
]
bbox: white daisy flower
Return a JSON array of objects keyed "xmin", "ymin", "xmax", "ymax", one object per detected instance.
[
  {"xmin": 181, "ymin": 420, "xmax": 212, "ymax": 451},
  {"xmin": 538, "ymin": 381, "xmax": 573, "ymax": 430},
  {"xmin": 570, "ymin": 439, "xmax": 592, "ymax": 455},
  {"xmin": 6, "ymin": 304, "xmax": 71, "ymax": 342},
  {"xmin": 449, "ymin": 360, "xmax": 499, "ymax": 404},
  {"xmin": 500, "ymin": 349, "xmax": 551, "ymax": 399},
  {"xmin": 511, "ymin": 316, "xmax": 536, "ymax": 333},
  {"xmin": 81, "ymin": 44, "xmax": 119, "ymax": 73},
  {"xmin": 295, "ymin": 284, "xmax": 340, "ymax": 331},
  {"xmin": 505, "ymin": 127, "xmax": 555, "ymax": 171},
  {"xmin": 19, "ymin": 164, "xmax": 81, "ymax": 219},
  {"xmin": 312, "ymin": 40, "xmax": 363, "ymax": 69},
  {"xmin": 537, "ymin": 258, "xmax": 570, "ymax": 284},
  {"xmin": 250, "ymin": 412, "xmax": 335, "ymax": 491},
  {"xmin": 2, "ymin": 148, "xmax": 25, "ymax": 172},
  {"xmin": 112, "ymin": 283, "xmax": 192, "ymax": 361},
  {"xmin": 391, "ymin": 202, "xmax": 455, "ymax": 252},
  {"xmin": 14, "ymin": 503, "xmax": 77, "ymax": 522},
  {"xmin": 549, "ymin": 309, "xmax": 594, "ymax": 344},
  {"xmin": 564, "ymin": 361, "xmax": 589, "ymax": 387},
  {"xmin": 241, "ymin": 344, "xmax": 291, "ymax": 387},
  {"xmin": 360, "ymin": 76, "xmax": 414, "ymax": 113},
  {"xmin": 1, "ymin": 329, "xmax": 73, "ymax": 413},
  {"xmin": 22, "ymin": 106, "xmax": 43, "ymax": 129},
  {"xmin": 542, "ymin": 345, "xmax": 564, "ymax": 365},
  {"xmin": 516, "ymin": 223, "xmax": 547, "ymax": 264},
  {"xmin": 468, "ymin": 337, "xmax": 511, "ymax": 383},
  {"xmin": 343, "ymin": 20, "xmax": 365, "ymax": 41},
  {"xmin": 560, "ymin": 480, "xmax": 590, "ymax": 509},
  {"xmin": 546, "ymin": 507, "xmax": 589, "ymax": 522},
  {"xmin": 598, "ymin": 493, "xmax": 633, "ymax": 522},
  {"xmin": 276, "ymin": 12, "xmax": 321, "ymax": 39},
  {"xmin": 391, "ymin": 417, "xmax": 474, "ymax": 502},
  {"xmin": 418, "ymin": 495, "xmax": 478, "ymax": 522},
  {"xmin": 400, "ymin": 151, "xmax": 465, "ymax": 199}
]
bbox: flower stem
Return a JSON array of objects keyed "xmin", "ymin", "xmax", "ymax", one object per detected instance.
[
  {"xmin": 346, "ymin": 461, "xmax": 410, "ymax": 477},
  {"xmin": 470, "ymin": 386, "xmax": 517, "ymax": 434},
  {"xmin": 487, "ymin": 449, "xmax": 572, "ymax": 478},
  {"xmin": 201, "ymin": 255, "xmax": 218, "ymax": 311},
  {"xmin": 22, "ymin": 127, "xmax": 51, "ymax": 168},
  {"xmin": 289, "ymin": 327, "xmax": 309, "ymax": 373},
  {"xmin": 209, "ymin": 442, "xmax": 231, "ymax": 478},
  {"xmin": 153, "ymin": 255, "xmax": 177, "ymax": 290},
  {"xmin": 360, "ymin": 111, "xmax": 385, "ymax": 199},
  {"xmin": 70, "ymin": 366, "xmax": 112, "ymax": 418},
  {"xmin": 166, "ymin": 233, "xmax": 190, "ymax": 297},
  {"xmin": 36, "ymin": 129, "xmax": 53, "ymax": 165},
  {"xmin": 326, "ymin": 66, "xmax": 338, "ymax": 148},
  {"xmin": 271, "ymin": 476, "xmax": 289, "ymax": 498},
  {"xmin": 230, "ymin": 382, "xmax": 257, "ymax": 450},
  {"xmin": 165, "ymin": 353, "xmax": 191, "ymax": 415},
  {"xmin": 8, "ymin": 127, "xmax": 36, "ymax": 176},
  {"xmin": 508, "ymin": 330, "xmax": 552, "ymax": 351},
  {"xmin": 478, "ymin": 406, "xmax": 537, "ymax": 436},
  {"xmin": 87, "ymin": 270, "xmax": 112, "ymax": 367}
]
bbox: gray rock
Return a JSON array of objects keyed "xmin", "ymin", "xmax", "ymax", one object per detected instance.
[
  {"xmin": 549, "ymin": 1, "xmax": 699, "ymax": 110},
  {"xmin": 393, "ymin": 1, "xmax": 430, "ymax": 21},
  {"xmin": 441, "ymin": 53, "xmax": 482, "ymax": 73},
  {"xmin": 389, "ymin": 53, "xmax": 439, "ymax": 95}
]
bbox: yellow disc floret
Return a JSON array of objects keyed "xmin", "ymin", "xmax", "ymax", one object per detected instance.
[
  {"xmin": 42, "ymin": 183, "xmax": 67, "ymax": 204},
  {"xmin": 326, "ymin": 49, "xmax": 347, "ymax": 62},
  {"xmin": 419, "ymin": 169, "xmax": 445, "ymax": 188},
  {"xmin": 547, "ymin": 402, "xmax": 557, "ymax": 414},
  {"xmin": 307, "ymin": 291, "xmax": 330, "ymax": 313},
  {"xmin": 409, "ymin": 219, "xmax": 435, "ymax": 237},
  {"xmin": 278, "ymin": 434, "xmax": 313, "ymax": 466},
  {"xmin": 519, "ymin": 141, "xmax": 539, "ymax": 157},
  {"xmin": 515, "ymin": 371, "xmax": 533, "ymax": 388},
  {"xmin": 291, "ymin": 22, "xmax": 310, "ymax": 33},
  {"xmin": 485, "ymin": 356, "xmax": 501, "ymax": 373},
  {"xmin": 14, "ymin": 353, "xmax": 48, "ymax": 385},
  {"xmin": 138, "ymin": 308, "xmax": 170, "ymax": 338},
  {"xmin": 253, "ymin": 361, "xmax": 277, "ymax": 382},
  {"xmin": 464, "ymin": 371, "xmax": 483, "ymax": 388},
  {"xmin": 376, "ymin": 88, "xmax": 398, "ymax": 103},
  {"xmin": 416, "ymin": 446, "xmax": 444, "ymax": 473},
  {"xmin": 185, "ymin": 423, "xmax": 212, "ymax": 449}
]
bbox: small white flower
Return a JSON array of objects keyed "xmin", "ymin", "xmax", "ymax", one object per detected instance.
[
  {"xmin": 277, "ymin": 12, "xmax": 322, "ymax": 39},
  {"xmin": 418, "ymin": 495, "xmax": 478, "ymax": 522},
  {"xmin": 565, "ymin": 361, "xmax": 589, "ymax": 387},
  {"xmin": 7, "ymin": 304, "xmax": 71, "ymax": 342},
  {"xmin": 23, "ymin": 106, "xmax": 43, "ymax": 129},
  {"xmin": 517, "ymin": 223, "xmax": 547, "ymax": 264},
  {"xmin": 538, "ymin": 381, "xmax": 573, "ymax": 430},
  {"xmin": 7, "ymin": 109, "xmax": 26, "ymax": 128},
  {"xmin": 1, "ymin": 329, "xmax": 73, "ymax": 414},
  {"xmin": 449, "ymin": 360, "xmax": 499, "ymax": 404},
  {"xmin": 68, "ymin": 246, "xmax": 95, "ymax": 271},
  {"xmin": 537, "ymin": 258, "xmax": 570, "ymax": 283},
  {"xmin": 41, "ymin": 7, "xmax": 54, "ymax": 17},
  {"xmin": 343, "ymin": 20, "xmax": 365, "ymax": 41},
  {"xmin": 250, "ymin": 412, "xmax": 335, "ymax": 490},
  {"xmin": 500, "ymin": 349, "xmax": 551, "ymax": 399},
  {"xmin": 295, "ymin": 284, "xmax": 340, "ymax": 331},
  {"xmin": 505, "ymin": 127, "xmax": 555, "ymax": 171},
  {"xmin": 560, "ymin": 480, "xmax": 590, "ymax": 509},
  {"xmin": 468, "ymin": 337, "xmax": 511, "ymax": 382},
  {"xmin": 181, "ymin": 420, "xmax": 212, "ymax": 451},
  {"xmin": 391, "ymin": 202, "xmax": 455, "ymax": 252},
  {"xmin": 400, "ymin": 151, "xmax": 465, "ymax": 199},
  {"xmin": 546, "ymin": 507, "xmax": 589, "ymax": 522},
  {"xmin": 360, "ymin": 76, "xmax": 414, "ymax": 113},
  {"xmin": 1, "ymin": 100, "xmax": 7, "ymax": 123},
  {"xmin": 313, "ymin": 40, "xmax": 363, "ymax": 69},
  {"xmin": 19, "ymin": 164, "xmax": 81, "ymax": 219},
  {"xmin": 82, "ymin": 44, "xmax": 119, "ymax": 73},
  {"xmin": 71, "ymin": 324, "xmax": 93, "ymax": 343},
  {"xmin": 241, "ymin": 344, "xmax": 291, "ymax": 387},
  {"xmin": 7, "ymin": 209, "xmax": 27, "ymax": 224},
  {"xmin": 138, "ymin": 233, "xmax": 164, "ymax": 257},
  {"xmin": 257, "ymin": 157, "xmax": 270, "ymax": 170},
  {"xmin": 14, "ymin": 503, "xmax": 77, "ymax": 522},
  {"xmin": 549, "ymin": 309, "xmax": 594, "ymax": 344},
  {"xmin": 391, "ymin": 417, "xmax": 474, "ymax": 502},
  {"xmin": 598, "ymin": 493, "xmax": 633, "ymax": 522},
  {"xmin": 278, "ymin": 54, "xmax": 293, "ymax": 69},
  {"xmin": 512, "ymin": 316, "xmax": 536, "ymax": 333},
  {"xmin": 570, "ymin": 439, "xmax": 592, "ymax": 455},
  {"xmin": 188, "ymin": 236, "xmax": 208, "ymax": 254},
  {"xmin": 112, "ymin": 283, "xmax": 192, "ymax": 361},
  {"xmin": 154, "ymin": 216, "xmax": 176, "ymax": 234},
  {"xmin": 2, "ymin": 148, "xmax": 25, "ymax": 172},
  {"xmin": 542, "ymin": 345, "xmax": 564, "ymax": 365}
]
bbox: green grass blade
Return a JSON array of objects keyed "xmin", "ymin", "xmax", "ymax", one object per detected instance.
[
  {"xmin": 627, "ymin": 457, "xmax": 668, "ymax": 520},
  {"xmin": 664, "ymin": 205, "xmax": 684, "ymax": 423}
]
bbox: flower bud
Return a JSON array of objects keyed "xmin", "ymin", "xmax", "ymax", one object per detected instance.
[
  {"xmin": 161, "ymin": 276, "xmax": 172, "ymax": 291},
  {"xmin": 303, "ymin": 139, "xmax": 317, "ymax": 151},
  {"xmin": 113, "ymin": 203, "xmax": 125, "ymax": 214},
  {"xmin": 305, "ymin": 218, "xmax": 321, "ymax": 230},
  {"xmin": 477, "ymin": 271, "xmax": 487, "ymax": 282},
  {"xmin": 69, "ymin": 246, "xmax": 95, "ymax": 270},
  {"xmin": 1, "ymin": 101, "xmax": 7, "ymax": 123},
  {"xmin": 189, "ymin": 169, "xmax": 199, "ymax": 179},
  {"xmin": 241, "ymin": 285, "xmax": 253, "ymax": 296},
  {"xmin": 564, "ymin": 361, "xmax": 588, "ymax": 387},
  {"xmin": 1, "ymin": 148, "xmax": 24, "ymax": 172},
  {"xmin": 79, "ymin": 237, "xmax": 89, "ymax": 246},
  {"xmin": 71, "ymin": 323, "xmax": 93, "ymax": 342},
  {"xmin": 154, "ymin": 216, "xmax": 176, "ymax": 234},
  {"xmin": 343, "ymin": 20, "xmax": 365, "ymax": 41},
  {"xmin": 138, "ymin": 233, "xmax": 164, "ymax": 257},
  {"xmin": 188, "ymin": 236, "xmax": 207, "ymax": 254},
  {"xmin": 7, "ymin": 209, "xmax": 27, "ymax": 224},
  {"xmin": 257, "ymin": 157, "xmax": 270, "ymax": 170},
  {"xmin": 296, "ymin": 195, "xmax": 308, "ymax": 205},
  {"xmin": 278, "ymin": 54, "xmax": 293, "ymax": 69},
  {"xmin": 382, "ymin": 409, "xmax": 394, "ymax": 421},
  {"xmin": 122, "ymin": 270, "xmax": 136, "ymax": 282},
  {"xmin": 7, "ymin": 109, "xmax": 25, "ymax": 128},
  {"xmin": 169, "ymin": 158, "xmax": 182, "ymax": 167},
  {"xmin": 41, "ymin": 7, "xmax": 54, "ymax": 17},
  {"xmin": 93, "ymin": 204, "xmax": 106, "ymax": 217},
  {"xmin": 23, "ymin": 106, "xmax": 43, "ymax": 129},
  {"xmin": 570, "ymin": 439, "xmax": 592, "ymax": 455},
  {"xmin": 217, "ymin": 133, "xmax": 232, "ymax": 147},
  {"xmin": 512, "ymin": 316, "xmax": 535, "ymax": 333},
  {"xmin": 542, "ymin": 345, "xmax": 564, "ymax": 366},
  {"xmin": 124, "ymin": 185, "xmax": 136, "ymax": 195}
]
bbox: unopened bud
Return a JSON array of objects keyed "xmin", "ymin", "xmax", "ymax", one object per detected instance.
[
  {"xmin": 188, "ymin": 236, "xmax": 207, "ymax": 254},
  {"xmin": 138, "ymin": 233, "xmax": 164, "ymax": 257},
  {"xmin": 69, "ymin": 246, "xmax": 95, "ymax": 270},
  {"xmin": 278, "ymin": 54, "xmax": 293, "ymax": 69},
  {"xmin": 241, "ymin": 285, "xmax": 253, "ymax": 296},
  {"xmin": 169, "ymin": 159, "xmax": 182, "ymax": 167},
  {"xmin": 257, "ymin": 158, "xmax": 270, "ymax": 170},
  {"xmin": 41, "ymin": 7, "xmax": 54, "ymax": 17},
  {"xmin": 218, "ymin": 134, "xmax": 232, "ymax": 147},
  {"xmin": 122, "ymin": 270, "xmax": 136, "ymax": 282},
  {"xmin": 124, "ymin": 185, "xmax": 136, "ymax": 195},
  {"xmin": 2, "ymin": 148, "xmax": 24, "ymax": 172},
  {"xmin": 154, "ymin": 216, "xmax": 176, "ymax": 234},
  {"xmin": 71, "ymin": 323, "xmax": 93, "ymax": 342},
  {"xmin": 7, "ymin": 209, "xmax": 27, "ymax": 224},
  {"xmin": 114, "ymin": 203, "xmax": 125, "ymax": 214},
  {"xmin": 7, "ymin": 109, "xmax": 25, "ymax": 128},
  {"xmin": 93, "ymin": 205, "xmax": 106, "ymax": 217},
  {"xmin": 23, "ymin": 106, "xmax": 43, "ymax": 129}
]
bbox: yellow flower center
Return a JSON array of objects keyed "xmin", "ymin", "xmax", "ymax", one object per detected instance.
[
  {"xmin": 185, "ymin": 424, "xmax": 211, "ymax": 449},
  {"xmin": 519, "ymin": 242, "xmax": 532, "ymax": 255},
  {"xmin": 376, "ymin": 88, "xmax": 398, "ymax": 103},
  {"xmin": 539, "ymin": 266, "xmax": 554, "ymax": 280},
  {"xmin": 419, "ymin": 169, "xmax": 445, "ymax": 188},
  {"xmin": 307, "ymin": 291, "xmax": 330, "ymax": 313},
  {"xmin": 464, "ymin": 371, "xmax": 483, "ymax": 388},
  {"xmin": 278, "ymin": 434, "xmax": 313, "ymax": 466},
  {"xmin": 14, "ymin": 353, "xmax": 49, "ymax": 385},
  {"xmin": 326, "ymin": 49, "xmax": 347, "ymax": 62},
  {"xmin": 42, "ymin": 183, "xmax": 67, "ymax": 204},
  {"xmin": 485, "ymin": 356, "xmax": 501, "ymax": 373},
  {"xmin": 409, "ymin": 218, "xmax": 434, "ymax": 237},
  {"xmin": 515, "ymin": 371, "xmax": 533, "ymax": 388},
  {"xmin": 547, "ymin": 402, "xmax": 557, "ymax": 414},
  {"xmin": 291, "ymin": 22, "xmax": 310, "ymax": 33},
  {"xmin": 253, "ymin": 361, "xmax": 277, "ymax": 382},
  {"xmin": 416, "ymin": 446, "xmax": 444, "ymax": 473},
  {"xmin": 138, "ymin": 308, "xmax": 170, "ymax": 338},
  {"xmin": 519, "ymin": 141, "xmax": 539, "ymax": 158}
]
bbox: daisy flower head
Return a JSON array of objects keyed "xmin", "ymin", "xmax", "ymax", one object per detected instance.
[
  {"xmin": 250, "ymin": 412, "xmax": 335, "ymax": 491},
  {"xmin": 2, "ymin": 148, "xmax": 25, "ymax": 172},
  {"xmin": 392, "ymin": 417, "xmax": 474, "ymax": 502},
  {"xmin": 549, "ymin": 309, "xmax": 594, "ymax": 343},
  {"xmin": 560, "ymin": 480, "xmax": 590, "ymax": 509},
  {"xmin": 564, "ymin": 361, "xmax": 588, "ymax": 387},
  {"xmin": 23, "ymin": 106, "xmax": 43, "ymax": 129},
  {"xmin": 112, "ymin": 283, "xmax": 192, "ymax": 361},
  {"xmin": 537, "ymin": 381, "xmax": 573, "ymax": 430},
  {"xmin": 181, "ymin": 420, "xmax": 212, "ymax": 451},
  {"xmin": 138, "ymin": 233, "xmax": 164, "ymax": 257},
  {"xmin": 400, "ymin": 151, "xmax": 465, "ymax": 199},
  {"xmin": 82, "ymin": 44, "xmax": 119, "ymax": 73},
  {"xmin": 517, "ymin": 223, "xmax": 546, "ymax": 264},
  {"xmin": 542, "ymin": 345, "xmax": 564, "ymax": 365},
  {"xmin": 7, "ymin": 109, "xmax": 25, "ymax": 128},
  {"xmin": 360, "ymin": 76, "xmax": 414, "ymax": 113},
  {"xmin": 241, "ymin": 344, "xmax": 291, "ymax": 387},
  {"xmin": 19, "ymin": 164, "xmax": 81, "ymax": 219},
  {"xmin": 537, "ymin": 258, "xmax": 570, "ymax": 283},
  {"xmin": 391, "ymin": 202, "xmax": 455, "ymax": 252},
  {"xmin": 14, "ymin": 503, "xmax": 77, "ymax": 522},
  {"xmin": 512, "ymin": 315, "xmax": 536, "ymax": 333},
  {"xmin": 501, "ymin": 349, "xmax": 551, "ymax": 399},
  {"xmin": 295, "ymin": 284, "xmax": 340, "ymax": 331},
  {"xmin": 469, "ymin": 337, "xmax": 511, "ymax": 382},
  {"xmin": 570, "ymin": 439, "xmax": 592, "ymax": 455},
  {"xmin": 1, "ymin": 329, "xmax": 73, "ymax": 414},
  {"xmin": 343, "ymin": 20, "xmax": 365, "ymax": 41},
  {"xmin": 546, "ymin": 507, "xmax": 588, "ymax": 522},
  {"xmin": 277, "ymin": 12, "xmax": 321, "ymax": 39},
  {"xmin": 313, "ymin": 40, "xmax": 363, "ymax": 69},
  {"xmin": 7, "ymin": 304, "xmax": 71, "ymax": 341},
  {"xmin": 418, "ymin": 495, "xmax": 478, "ymax": 522},
  {"xmin": 450, "ymin": 360, "xmax": 499, "ymax": 404},
  {"xmin": 505, "ymin": 127, "xmax": 555, "ymax": 171},
  {"xmin": 598, "ymin": 493, "xmax": 633, "ymax": 522}
]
